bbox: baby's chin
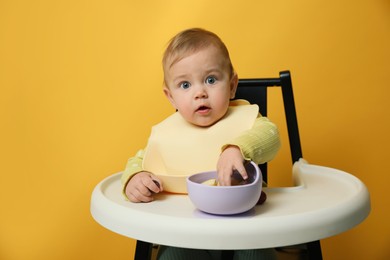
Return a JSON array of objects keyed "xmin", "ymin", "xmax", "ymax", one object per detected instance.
[{"xmin": 190, "ymin": 117, "xmax": 223, "ymax": 127}]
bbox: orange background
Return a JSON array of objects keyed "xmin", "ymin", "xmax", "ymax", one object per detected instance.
[{"xmin": 1, "ymin": 1, "xmax": 389, "ymax": 259}]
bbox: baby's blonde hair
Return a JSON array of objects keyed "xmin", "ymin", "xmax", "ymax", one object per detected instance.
[{"xmin": 162, "ymin": 28, "xmax": 234, "ymax": 86}]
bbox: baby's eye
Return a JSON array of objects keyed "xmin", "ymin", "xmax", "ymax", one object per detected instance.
[
  {"xmin": 180, "ymin": 81, "xmax": 191, "ymax": 89},
  {"xmin": 206, "ymin": 76, "xmax": 217, "ymax": 85}
]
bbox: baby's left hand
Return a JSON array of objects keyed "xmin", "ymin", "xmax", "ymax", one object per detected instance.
[{"xmin": 217, "ymin": 145, "xmax": 248, "ymax": 186}]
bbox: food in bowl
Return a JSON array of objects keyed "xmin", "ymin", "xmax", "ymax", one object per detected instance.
[
  {"xmin": 202, "ymin": 178, "xmax": 217, "ymax": 186},
  {"xmin": 186, "ymin": 161, "xmax": 262, "ymax": 215}
]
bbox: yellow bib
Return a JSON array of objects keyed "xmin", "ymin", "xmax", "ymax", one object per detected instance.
[{"xmin": 143, "ymin": 101, "xmax": 258, "ymax": 193}]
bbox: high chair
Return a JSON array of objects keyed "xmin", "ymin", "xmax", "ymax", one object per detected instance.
[{"xmin": 90, "ymin": 71, "xmax": 370, "ymax": 260}]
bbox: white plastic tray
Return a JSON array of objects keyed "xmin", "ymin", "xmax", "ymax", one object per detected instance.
[{"xmin": 90, "ymin": 159, "xmax": 370, "ymax": 249}]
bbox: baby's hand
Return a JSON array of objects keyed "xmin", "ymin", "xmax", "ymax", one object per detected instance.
[
  {"xmin": 125, "ymin": 171, "xmax": 163, "ymax": 203},
  {"xmin": 217, "ymin": 145, "xmax": 248, "ymax": 186}
]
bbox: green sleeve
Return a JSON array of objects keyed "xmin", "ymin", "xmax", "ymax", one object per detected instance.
[
  {"xmin": 121, "ymin": 149, "xmax": 145, "ymax": 197},
  {"xmin": 222, "ymin": 116, "xmax": 281, "ymax": 164}
]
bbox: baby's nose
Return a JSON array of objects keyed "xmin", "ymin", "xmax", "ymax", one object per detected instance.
[{"xmin": 194, "ymin": 85, "xmax": 208, "ymax": 99}]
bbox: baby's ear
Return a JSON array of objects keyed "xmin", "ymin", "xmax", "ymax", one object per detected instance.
[
  {"xmin": 229, "ymin": 73, "xmax": 239, "ymax": 99},
  {"xmin": 163, "ymin": 87, "xmax": 177, "ymax": 109}
]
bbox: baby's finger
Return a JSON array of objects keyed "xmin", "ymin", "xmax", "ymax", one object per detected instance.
[
  {"xmin": 147, "ymin": 179, "xmax": 162, "ymax": 194},
  {"xmin": 234, "ymin": 163, "xmax": 248, "ymax": 180},
  {"xmin": 128, "ymin": 189, "xmax": 153, "ymax": 203},
  {"xmin": 150, "ymin": 177, "xmax": 163, "ymax": 192},
  {"xmin": 217, "ymin": 167, "xmax": 232, "ymax": 186}
]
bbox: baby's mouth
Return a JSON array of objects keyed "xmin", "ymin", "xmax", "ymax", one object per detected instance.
[{"xmin": 196, "ymin": 105, "xmax": 211, "ymax": 113}]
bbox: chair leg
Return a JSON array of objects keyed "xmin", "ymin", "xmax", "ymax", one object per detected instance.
[
  {"xmin": 135, "ymin": 240, "xmax": 152, "ymax": 260},
  {"xmin": 221, "ymin": 250, "xmax": 234, "ymax": 260},
  {"xmin": 307, "ymin": 240, "xmax": 322, "ymax": 260}
]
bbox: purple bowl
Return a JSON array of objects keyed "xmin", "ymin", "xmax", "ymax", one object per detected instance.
[{"xmin": 186, "ymin": 161, "xmax": 262, "ymax": 215}]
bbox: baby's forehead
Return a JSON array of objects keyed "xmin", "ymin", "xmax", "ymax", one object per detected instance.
[{"xmin": 165, "ymin": 45, "xmax": 227, "ymax": 70}]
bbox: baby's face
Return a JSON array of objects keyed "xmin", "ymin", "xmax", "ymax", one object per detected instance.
[{"xmin": 164, "ymin": 46, "xmax": 237, "ymax": 127}]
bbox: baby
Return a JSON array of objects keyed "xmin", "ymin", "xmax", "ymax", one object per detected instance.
[{"xmin": 122, "ymin": 28, "xmax": 280, "ymax": 259}]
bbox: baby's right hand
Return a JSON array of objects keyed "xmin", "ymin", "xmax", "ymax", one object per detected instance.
[{"xmin": 125, "ymin": 171, "xmax": 163, "ymax": 203}]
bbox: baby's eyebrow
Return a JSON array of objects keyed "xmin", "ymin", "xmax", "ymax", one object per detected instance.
[
  {"xmin": 172, "ymin": 74, "xmax": 189, "ymax": 83},
  {"xmin": 204, "ymin": 67, "xmax": 223, "ymax": 75}
]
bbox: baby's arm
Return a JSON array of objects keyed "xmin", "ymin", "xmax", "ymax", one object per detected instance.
[
  {"xmin": 217, "ymin": 116, "xmax": 281, "ymax": 185},
  {"xmin": 121, "ymin": 150, "xmax": 162, "ymax": 202},
  {"xmin": 233, "ymin": 116, "xmax": 281, "ymax": 164}
]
